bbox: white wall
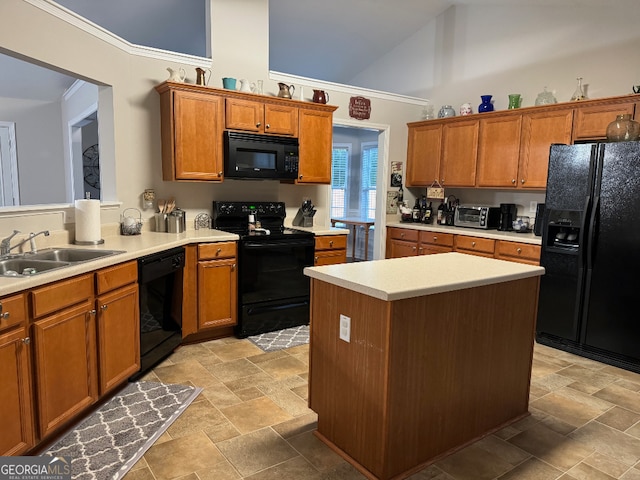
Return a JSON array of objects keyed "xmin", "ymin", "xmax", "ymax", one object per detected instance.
[{"xmin": 0, "ymin": 96, "xmax": 67, "ymax": 204}]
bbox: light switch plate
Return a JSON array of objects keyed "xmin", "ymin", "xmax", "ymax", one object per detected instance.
[{"xmin": 339, "ymin": 314, "xmax": 351, "ymax": 343}]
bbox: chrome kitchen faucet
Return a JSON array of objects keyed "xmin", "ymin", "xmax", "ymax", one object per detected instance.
[{"xmin": 0, "ymin": 230, "xmax": 50, "ymax": 255}]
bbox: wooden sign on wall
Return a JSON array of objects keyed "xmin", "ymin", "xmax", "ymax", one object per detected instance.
[{"xmin": 349, "ymin": 96, "xmax": 371, "ymax": 120}]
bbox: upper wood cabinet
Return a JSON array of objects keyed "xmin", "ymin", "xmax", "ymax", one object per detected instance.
[
  {"xmin": 572, "ymin": 100, "xmax": 636, "ymax": 141},
  {"xmin": 441, "ymin": 120, "xmax": 479, "ymax": 187},
  {"xmin": 158, "ymin": 86, "xmax": 225, "ymax": 181},
  {"xmin": 406, "ymin": 123, "xmax": 442, "ymax": 186},
  {"xmin": 298, "ymin": 108, "xmax": 335, "ymax": 184},
  {"xmin": 518, "ymin": 108, "xmax": 573, "ymax": 188},
  {"xmin": 406, "ymin": 94, "xmax": 640, "ymax": 190},
  {"xmin": 226, "ymin": 98, "xmax": 299, "ymax": 136},
  {"xmin": 156, "ymin": 82, "xmax": 337, "ymax": 184},
  {"xmin": 476, "ymin": 115, "xmax": 522, "ymax": 187}
]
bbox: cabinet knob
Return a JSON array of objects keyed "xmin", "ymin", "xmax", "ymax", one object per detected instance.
[
  {"xmin": 521, "ymin": 179, "xmax": 525, "ymax": 184},
  {"xmin": 265, "ymin": 124, "xmax": 270, "ymax": 129},
  {"xmin": 433, "ymin": 236, "xmax": 437, "ymax": 241},
  {"xmin": 412, "ymin": 246, "xmax": 417, "ymax": 251},
  {"xmin": 418, "ymin": 247, "xmax": 424, "ymax": 253},
  {"xmin": 217, "ymin": 248, "xmax": 222, "ymax": 255},
  {"xmin": 218, "ymin": 171, "xmax": 223, "ymax": 177},
  {"xmin": 314, "ymin": 256, "xmax": 319, "ymax": 262},
  {"xmin": 517, "ymin": 248, "xmax": 522, "ymax": 254},
  {"xmin": 400, "ymin": 233, "xmax": 405, "ymax": 238},
  {"xmin": 256, "ymin": 122, "xmax": 261, "ymax": 128},
  {"xmin": 329, "ymin": 240, "xmax": 333, "ymax": 247},
  {"xmin": 232, "ymin": 263, "xmax": 236, "ymax": 271},
  {"xmin": 100, "ymin": 304, "xmax": 108, "ymax": 311},
  {"xmin": 22, "ymin": 337, "xmax": 30, "ymax": 345},
  {"xmin": 0, "ymin": 311, "xmax": 9, "ymax": 319},
  {"xmin": 472, "ymin": 241, "xmax": 476, "ymax": 247},
  {"xmin": 89, "ymin": 309, "xmax": 96, "ymax": 315},
  {"xmin": 299, "ymin": 175, "xmax": 303, "ymax": 180},
  {"xmin": 511, "ymin": 179, "xmax": 516, "ymax": 184}
]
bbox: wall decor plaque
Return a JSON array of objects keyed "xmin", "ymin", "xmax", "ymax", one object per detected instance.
[{"xmin": 349, "ymin": 96, "xmax": 371, "ymax": 120}]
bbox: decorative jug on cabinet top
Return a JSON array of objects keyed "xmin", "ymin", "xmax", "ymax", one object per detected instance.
[
  {"xmin": 167, "ymin": 67, "xmax": 186, "ymax": 83},
  {"xmin": 195, "ymin": 67, "xmax": 211, "ymax": 86},
  {"xmin": 312, "ymin": 89, "xmax": 329, "ymax": 104},
  {"xmin": 277, "ymin": 83, "xmax": 295, "ymax": 99},
  {"xmin": 239, "ymin": 79, "xmax": 252, "ymax": 93}
]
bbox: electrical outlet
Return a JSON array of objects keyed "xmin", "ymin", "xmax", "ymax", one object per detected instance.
[
  {"xmin": 530, "ymin": 201, "xmax": 537, "ymax": 212},
  {"xmin": 339, "ymin": 314, "xmax": 351, "ymax": 343}
]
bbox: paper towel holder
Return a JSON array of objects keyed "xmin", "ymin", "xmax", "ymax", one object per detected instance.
[{"xmin": 74, "ymin": 238, "xmax": 105, "ymax": 245}]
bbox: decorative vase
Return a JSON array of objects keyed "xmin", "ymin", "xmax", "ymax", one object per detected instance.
[
  {"xmin": 535, "ymin": 86, "xmax": 557, "ymax": 105},
  {"xmin": 438, "ymin": 105, "xmax": 456, "ymax": 118},
  {"xmin": 460, "ymin": 103, "xmax": 472, "ymax": 115},
  {"xmin": 478, "ymin": 95, "xmax": 494, "ymax": 113},
  {"xmin": 606, "ymin": 114, "xmax": 640, "ymax": 142},
  {"xmin": 570, "ymin": 76, "xmax": 586, "ymax": 101},
  {"xmin": 508, "ymin": 94, "xmax": 521, "ymax": 109}
]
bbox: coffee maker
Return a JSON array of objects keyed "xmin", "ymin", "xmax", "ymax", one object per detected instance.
[{"xmin": 498, "ymin": 203, "xmax": 517, "ymax": 231}]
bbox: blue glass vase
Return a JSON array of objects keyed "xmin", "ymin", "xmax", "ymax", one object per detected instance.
[{"xmin": 478, "ymin": 95, "xmax": 494, "ymax": 113}]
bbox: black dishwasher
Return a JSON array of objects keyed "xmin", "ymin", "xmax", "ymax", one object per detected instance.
[{"xmin": 131, "ymin": 246, "xmax": 185, "ymax": 380}]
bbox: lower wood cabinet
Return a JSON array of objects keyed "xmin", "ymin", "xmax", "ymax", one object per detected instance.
[
  {"xmin": 314, "ymin": 235, "xmax": 347, "ymax": 266},
  {"xmin": 0, "ymin": 292, "xmax": 34, "ymax": 456},
  {"xmin": 182, "ymin": 242, "xmax": 238, "ymax": 335},
  {"xmin": 32, "ymin": 296, "xmax": 98, "ymax": 439},
  {"xmin": 386, "ymin": 227, "xmax": 540, "ymax": 265},
  {"xmin": 95, "ymin": 261, "xmax": 139, "ymax": 395}
]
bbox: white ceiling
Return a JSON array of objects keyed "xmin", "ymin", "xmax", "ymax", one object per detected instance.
[{"xmin": 2, "ymin": 0, "xmax": 636, "ymax": 102}]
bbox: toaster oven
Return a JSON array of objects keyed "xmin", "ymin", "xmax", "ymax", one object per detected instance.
[{"xmin": 454, "ymin": 205, "xmax": 500, "ymax": 229}]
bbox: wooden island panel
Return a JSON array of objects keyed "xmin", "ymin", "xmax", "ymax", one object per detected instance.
[{"xmin": 309, "ymin": 275, "xmax": 540, "ymax": 480}]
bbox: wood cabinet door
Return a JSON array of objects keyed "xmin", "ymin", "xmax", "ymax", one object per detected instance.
[
  {"xmin": 32, "ymin": 300, "xmax": 98, "ymax": 438},
  {"xmin": 96, "ymin": 284, "xmax": 140, "ymax": 395},
  {"xmin": 572, "ymin": 102, "xmax": 635, "ymax": 141},
  {"xmin": 476, "ymin": 115, "xmax": 522, "ymax": 187},
  {"xmin": 519, "ymin": 109, "xmax": 573, "ymax": 189},
  {"xmin": 264, "ymin": 103, "xmax": 298, "ymax": 136},
  {"xmin": 298, "ymin": 108, "xmax": 333, "ymax": 184},
  {"xmin": 173, "ymin": 90, "xmax": 224, "ymax": 181},
  {"xmin": 225, "ymin": 97, "xmax": 263, "ymax": 132},
  {"xmin": 198, "ymin": 258, "xmax": 237, "ymax": 330},
  {"xmin": 406, "ymin": 123, "xmax": 442, "ymax": 187},
  {"xmin": 0, "ymin": 327, "xmax": 34, "ymax": 456},
  {"xmin": 441, "ymin": 120, "xmax": 479, "ymax": 187},
  {"xmin": 386, "ymin": 239, "xmax": 418, "ymax": 258}
]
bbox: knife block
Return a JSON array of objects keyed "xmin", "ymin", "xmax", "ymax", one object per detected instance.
[{"xmin": 292, "ymin": 208, "xmax": 314, "ymax": 227}]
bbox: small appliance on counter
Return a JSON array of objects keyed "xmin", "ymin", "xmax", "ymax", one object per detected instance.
[
  {"xmin": 454, "ymin": 205, "xmax": 500, "ymax": 229},
  {"xmin": 498, "ymin": 203, "xmax": 517, "ymax": 231},
  {"xmin": 292, "ymin": 199, "xmax": 316, "ymax": 227}
]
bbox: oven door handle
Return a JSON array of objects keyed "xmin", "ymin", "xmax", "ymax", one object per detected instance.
[
  {"xmin": 242, "ymin": 239, "xmax": 315, "ymax": 249},
  {"xmin": 247, "ymin": 301, "xmax": 309, "ymax": 316}
]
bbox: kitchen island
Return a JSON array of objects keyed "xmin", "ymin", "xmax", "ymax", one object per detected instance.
[{"xmin": 304, "ymin": 253, "xmax": 545, "ymax": 480}]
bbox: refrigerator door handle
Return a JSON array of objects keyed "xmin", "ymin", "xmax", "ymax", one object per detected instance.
[
  {"xmin": 578, "ymin": 195, "xmax": 591, "ymax": 268},
  {"xmin": 586, "ymin": 195, "xmax": 600, "ymax": 271}
]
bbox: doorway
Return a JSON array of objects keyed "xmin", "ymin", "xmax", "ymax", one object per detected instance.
[{"xmin": 330, "ymin": 121, "xmax": 389, "ymax": 261}]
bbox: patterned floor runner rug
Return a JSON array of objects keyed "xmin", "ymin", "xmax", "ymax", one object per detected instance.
[
  {"xmin": 248, "ymin": 324, "xmax": 310, "ymax": 352},
  {"xmin": 42, "ymin": 381, "xmax": 202, "ymax": 480}
]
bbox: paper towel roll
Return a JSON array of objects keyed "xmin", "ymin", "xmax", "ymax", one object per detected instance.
[{"xmin": 75, "ymin": 199, "xmax": 103, "ymax": 244}]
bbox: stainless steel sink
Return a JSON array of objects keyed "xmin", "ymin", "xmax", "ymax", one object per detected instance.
[
  {"xmin": 0, "ymin": 258, "xmax": 70, "ymax": 276},
  {"xmin": 0, "ymin": 248, "xmax": 125, "ymax": 277},
  {"xmin": 29, "ymin": 248, "xmax": 125, "ymax": 263}
]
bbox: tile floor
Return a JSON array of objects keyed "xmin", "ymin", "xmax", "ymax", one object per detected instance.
[{"xmin": 126, "ymin": 338, "xmax": 640, "ymax": 480}]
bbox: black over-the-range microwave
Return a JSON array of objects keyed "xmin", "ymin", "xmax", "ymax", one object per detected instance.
[{"xmin": 224, "ymin": 131, "xmax": 299, "ymax": 180}]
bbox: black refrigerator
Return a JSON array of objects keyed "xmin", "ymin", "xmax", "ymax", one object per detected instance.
[{"xmin": 536, "ymin": 141, "xmax": 640, "ymax": 374}]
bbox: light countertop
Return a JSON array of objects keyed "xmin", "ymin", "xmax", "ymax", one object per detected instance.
[
  {"xmin": 0, "ymin": 228, "xmax": 238, "ymax": 296},
  {"xmin": 304, "ymin": 252, "xmax": 545, "ymax": 302},
  {"xmin": 386, "ymin": 221, "xmax": 542, "ymax": 245},
  {"xmin": 289, "ymin": 225, "xmax": 350, "ymax": 236}
]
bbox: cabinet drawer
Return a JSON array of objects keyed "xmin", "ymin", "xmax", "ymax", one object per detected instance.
[
  {"xmin": 0, "ymin": 293, "xmax": 27, "ymax": 331},
  {"xmin": 198, "ymin": 242, "xmax": 237, "ymax": 260},
  {"xmin": 96, "ymin": 261, "xmax": 138, "ymax": 295},
  {"xmin": 31, "ymin": 274, "xmax": 94, "ymax": 318},
  {"xmin": 315, "ymin": 251, "xmax": 347, "ymax": 266},
  {"xmin": 496, "ymin": 241, "xmax": 541, "ymax": 263},
  {"xmin": 388, "ymin": 228, "xmax": 419, "ymax": 242},
  {"xmin": 454, "ymin": 235, "xmax": 495, "ymax": 254},
  {"xmin": 315, "ymin": 235, "xmax": 347, "ymax": 251},
  {"xmin": 419, "ymin": 231, "xmax": 454, "ymax": 247}
]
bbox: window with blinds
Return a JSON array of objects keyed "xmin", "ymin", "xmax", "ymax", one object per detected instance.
[
  {"xmin": 331, "ymin": 144, "xmax": 350, "ymax": 218},
  {"xmin": 360, "ymin": 142, "xmax": 378, "ymax": 220}
]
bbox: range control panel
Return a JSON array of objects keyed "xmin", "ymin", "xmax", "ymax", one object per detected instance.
[{"xmin": 212, "ymin": 201, "xmax": 286, "ymax": 219}]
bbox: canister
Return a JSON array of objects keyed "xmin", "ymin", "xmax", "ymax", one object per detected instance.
[{"xmin": 167, "ymin": 209, "xmax": 186, "ymax": 233}]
